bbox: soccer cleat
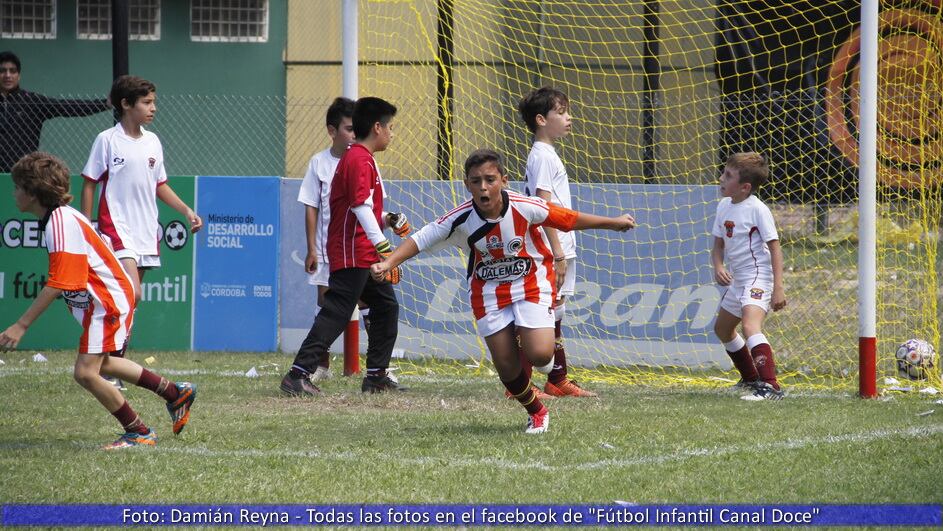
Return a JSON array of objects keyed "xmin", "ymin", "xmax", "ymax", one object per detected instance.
[
  {"xmin": 280, "ymin": 373, "xmax": 321, "ymax": 397},
  {"xmin": 525, "ymin": 406, "xmax": 549, "ymax": 434},
  {"xmin": 311, "ymin": 365, "xmax": 332, "ymax": 382},
  {"xmin": 740, "ymin": 382, "xmax": 785, "ymax": 401},
  {"xmin": 544, "ymin": 378, "xmax": 598, "ymax": 398},
  {"xmin": 505, "ymin": 385, "xmax": 555, "ymax": 401},
  {"xmin": 166, "ymin": 382, "xmax": 197, "ymax": 435},
  {"xmin": 103, "ymin": 429, "xmax": 157, "ymax": 450},
  {"xmin": 731, "ymin": 378, "xmax": 761, "ymax": 391},
  {"xmin": 361, "ymin": 375, "xmax": 408, "ymax": 393}
]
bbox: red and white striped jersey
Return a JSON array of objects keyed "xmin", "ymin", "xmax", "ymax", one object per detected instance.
[
  {"xmin": 42, "ymin": 205, "xmax": 136, "ymax": 353},
  {"xmin": 412, "ymin": 190, "xmax": 578, "ymax": 319}
]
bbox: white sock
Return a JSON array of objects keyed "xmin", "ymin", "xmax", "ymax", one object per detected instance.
[{"xmin": 534, "ymin": 358, "xmax": 554, "ymax": 374}]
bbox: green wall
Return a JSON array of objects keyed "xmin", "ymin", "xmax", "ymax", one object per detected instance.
[{"xmin": 5, "ymin": 0, "xmax": 287, "ymax": 176}]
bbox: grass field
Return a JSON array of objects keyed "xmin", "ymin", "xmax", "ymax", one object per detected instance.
[{"xmin": 1, "ymin": 350, "xmax": 941, "ymax": 509}]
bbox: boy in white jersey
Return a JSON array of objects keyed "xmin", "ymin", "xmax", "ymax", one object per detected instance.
[
  {"xmin": 1, "ymin": 153, "xmax": 196, "ymax": 449},
  {"xmin": 297, "ymin": 97, "xmax": 410, "ymax": 381},
  {"xmin": 80, "ymin": 75, "xmax": 202, "ymax": 304},
  {"xmin": 517, "ymin": 86, "xmax": 595, "ymax": 398},
  {"xmin": 711, "ymin": 152, "xmax": 787, "ymax": 400},
  {"xmin": 371, "ymin": 149, "xmax": 635, "ymax": 433}
]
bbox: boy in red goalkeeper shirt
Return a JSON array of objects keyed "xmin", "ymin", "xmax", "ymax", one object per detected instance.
[
  {"xmin": 371, "ymin": 149, "xmax": 635, "ymax": 433},
  {"xmin": 281, "ymin": 97, "xmax": 409, "ymax": 396},
  {"xmin": 711, "ymin": 152, "xmax": 787, "ymax": 400},
  {"xmin": 1, "ymin": 152, "xmax": 196, "ymax": 449}
]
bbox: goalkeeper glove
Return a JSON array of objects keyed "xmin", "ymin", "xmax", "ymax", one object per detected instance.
[
  {"xmin": 374, "ymin": 240, "xmax": 401, "ymax": 284},
  {"xmin": 388, "ymin": 212, "xmax": 411, "ymax": 237}
]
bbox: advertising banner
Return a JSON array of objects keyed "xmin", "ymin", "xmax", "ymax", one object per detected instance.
[
  {"xmin": 279, "ymin": 180, "xmax": 726, "ymax": 367},
  {"xmin": 0, "ymin": 175, "xmax": 195, "ymax": 351},
  {"xmin": 193, "ymin": 176, "xmax": 279, "ymax": 351}
]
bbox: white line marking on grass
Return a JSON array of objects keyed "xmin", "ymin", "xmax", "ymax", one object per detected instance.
[{"xmin": 6, "ymin": 425, "xmax": 937, "ymax": 472}]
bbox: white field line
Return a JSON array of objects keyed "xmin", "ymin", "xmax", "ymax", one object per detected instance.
[{"xmin": 2, "ymin": 425, "xmax": 940, "ymax": 472}]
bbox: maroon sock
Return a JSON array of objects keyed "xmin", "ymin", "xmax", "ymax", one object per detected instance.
[
  {"xmin": 136, "ymin": 369, "xmax": 179, "ymax": 402},
  {"xmin": 501, "ymin": 370, "xmax": 543, "ymax": 415},
  {"xmin": 547, "ymin": 320, "xmax": 568, "ymax": 384},
  {"xmin": 516, "ymin": 331, "xmax": 533, "ymax": 382},
  {"xmin": 750, "ymin": 343, "xmax": 780, "ymax": 390},
  {"xmin": 727, "ymin": 346, "xmax": 759, "ymax": 381},
  {"xmin": 110, "ymin": 401, "xmax": 149, "ymax": 434}
]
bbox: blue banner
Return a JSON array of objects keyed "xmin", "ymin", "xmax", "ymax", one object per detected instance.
[
  {"xmin": 2, "ymin": 504, "xmax": 939, "ymax": 526},
  {"xmin": 193, "ymin": 176, "xmax": 280, "ymax": 351}
]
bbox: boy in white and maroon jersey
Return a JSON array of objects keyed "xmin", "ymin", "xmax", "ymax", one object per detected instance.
[
  {"xmin": 1, "ymin": 153, "xmax": 196, "ymax": 450},
  {"xmin": 371, "ymin": 149, "xmax": 636, "ymax": 434},
  {"xmin": 518, "ymin": 86, "xmax": 596, "ymax": 398},
  {"xmin": 80, "ymin": 75, "xmax": 202, "ymax": 304},
  {"xmin": 711, "ymin": 151, "xmax": 787, "ymax": 400}
]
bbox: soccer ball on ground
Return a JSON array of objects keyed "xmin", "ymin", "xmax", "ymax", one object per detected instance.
[{"xmin": 894, "ymin": 339, "xmax": 937, "ymax": 381}]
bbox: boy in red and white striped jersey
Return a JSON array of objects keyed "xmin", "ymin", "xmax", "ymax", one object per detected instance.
[
  {"xmin": 371, "ymin": 149, "xmax": 635, "ymax": 433},
  {"xmin": 1, "ymin": 152, "xmax": 196, "ymax": 449}
]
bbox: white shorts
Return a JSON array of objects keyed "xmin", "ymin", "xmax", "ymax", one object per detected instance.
[
  {"xmin": 557, "ymin": 257, "xmax": 576, "ymax": 299},
  {"xmin": 475, "ymin": 300, "xmax": 556, "ymax": 338},
  {"xmin": 114, "ymin": 249, "xmax": 161, "ymax": 269},
  {"xmin": 720, "ymin": 280, "xmax": 773, "ymax": 318},
  {"xmin": 307, "ymin": 262, "xmax": 330, "ymax": 287}
]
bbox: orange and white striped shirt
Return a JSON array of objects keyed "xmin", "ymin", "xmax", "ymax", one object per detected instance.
[
  {"xmin": 42, "ymin": 205, "xmax": 136, "ymax": 354},
  {"xmin": 412, "ymin": 190, "xmax": 578, "ymax": 320}
]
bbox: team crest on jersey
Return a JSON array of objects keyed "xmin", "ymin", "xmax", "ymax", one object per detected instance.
[
  {"xmin": 148, "ymin": 157, "xmax": 156, "ymax": 169},
  {"xmin": 505, "ymin": 237, "xmax": 524, "ymax": 254},
  {"xmin": 62, "ymin": 289, "xmax": 92, "ymax": 310},
  {"xmin": 724, "ymin": 220, "xmax": 735, "ymax": 237},
  {"xmin": 475, "ymin": 257, "xmax": 533, "ymax": 284},
  {"xmin": 486, "ymin": 235, "xmax": 503, "ymax": 250},
  {"xmin": 750, "ymin": 288, "xmax": 764, "ymax": 300}
]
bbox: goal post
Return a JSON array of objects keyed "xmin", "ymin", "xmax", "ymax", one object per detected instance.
[{"xmin": 326, "ymin": 0, "xmax": 941, "ymax": 391}]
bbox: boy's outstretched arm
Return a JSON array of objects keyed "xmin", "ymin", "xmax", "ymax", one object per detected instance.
[
  {"xmin": 370, "ymin": 238, "xmax": 420, "ymax": 282},
  {"xmin": 0, "ymin": 286, "xmax": 62, "ymax": 350},
  {"xmin": 571, "ymin": 211, "xmax": 635, "ymax": 232},
  {"xmin": 768, "ymin": 239, "xmax": 787, "ymax": 311},
  {"xmin": 156, "ymin": 183, "xmax": 203, "ymax": 233}
]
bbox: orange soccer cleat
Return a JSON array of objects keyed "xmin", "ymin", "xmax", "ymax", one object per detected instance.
[{"xmin": 543, "ymin": 378, "xmax": 598, "ymax": 398}]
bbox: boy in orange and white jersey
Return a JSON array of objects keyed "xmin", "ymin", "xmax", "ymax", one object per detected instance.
[{"xmin": 1, "ymin": 152, "xmax": 196, "ymax": 449}]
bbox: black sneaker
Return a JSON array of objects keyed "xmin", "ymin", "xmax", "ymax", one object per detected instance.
[
  {"xmin": 740, "ymin": 382, "xmax": 784, "ymax": 401},
  {"xmin": 280, "ymin": 373, "xmax": 321, "ymax": 397},
  {"xmin": 361, "ymin": 375, "xmax": 408, "ymax": 393}
]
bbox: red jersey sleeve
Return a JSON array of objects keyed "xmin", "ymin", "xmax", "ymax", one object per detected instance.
[{"xmin": 543, "ymin": 203, "xmax": 578, "ymax": 232}]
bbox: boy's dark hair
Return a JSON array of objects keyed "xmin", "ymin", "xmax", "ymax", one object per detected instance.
[
  {"xmin": 11, "ymin": 152, "xmax": 74, "ymax": 208},
  {"xmin": 464, "ymin": 148, "xmax": 506, "ymax": 177},
  {"xmin": 326, "ymin": 97, "xmax": 355, "ymax": 129},
  {"xmin": 727, "ymin": 152, "xmax": 769, "ymax": 191},
  {"xmin": 0, "ymin": 51, "xmax": 21, "ymax": 72},
  {"xmin": 517, "ymin": 86, "xmax": 569, "ymax": 133},
  {"xmin": 353, "ymin": 97, "xmax": 397, "ymax": 139},
  {"xmin": 109, "ymin": 75, "xmax": 156, "ymax": 114}
]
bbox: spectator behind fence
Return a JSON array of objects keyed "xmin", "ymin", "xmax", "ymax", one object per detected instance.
[{"xmin": 0, "ymin": 51, "xmax": 110, "ymax": 172}]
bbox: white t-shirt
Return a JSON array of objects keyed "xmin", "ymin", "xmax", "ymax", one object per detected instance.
[
  {"xmin": 297, "ymin": 148, "xmax": 342, "ymax": 263},
  {"xmin": 711, "ymin": 195, "xmax": 779, "ymax": 283},
  {"xmin": 82, "ymin": 124, "xmax": 167, "ymax": 256},
  {"xmin": 524, "ymin": 141, "xmax": 576, "ymax": 258}
]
